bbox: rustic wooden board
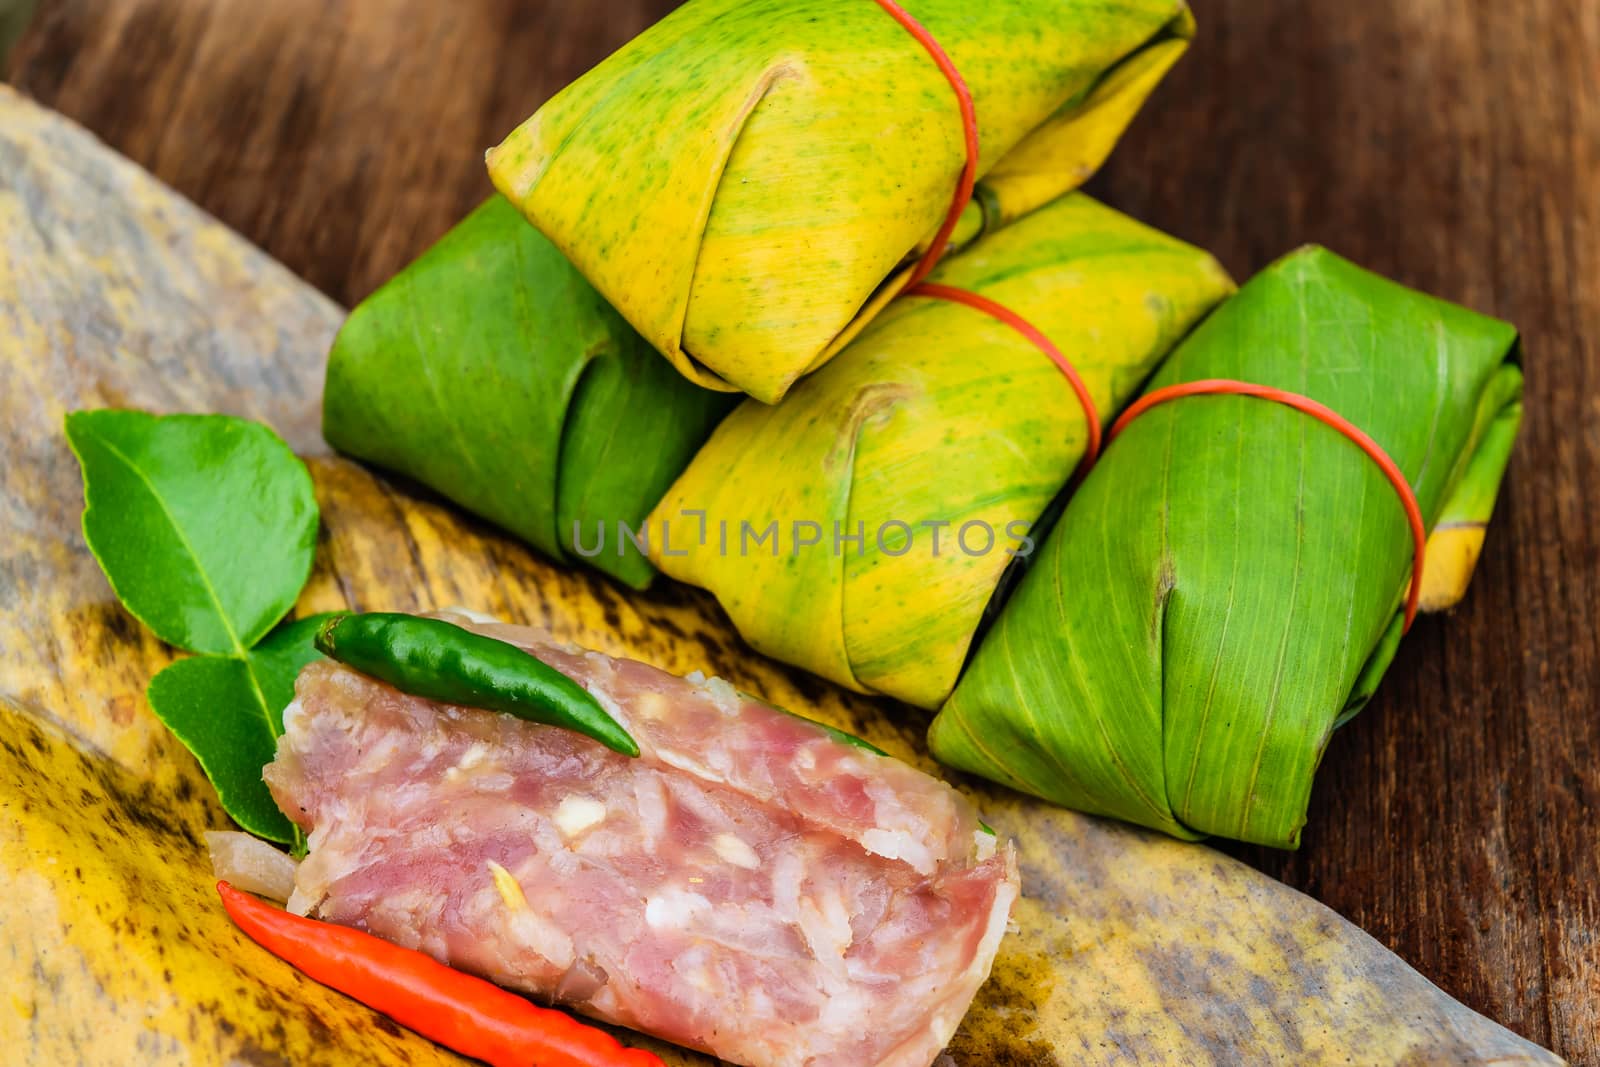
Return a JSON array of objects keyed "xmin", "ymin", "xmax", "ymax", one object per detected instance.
[
  {"xmin": 19, "ymin": 0, "xmax": 1591, "ymax": 1055},
  {"xmin": 8, "ymin": 0, "xmax": 1600, "ymax": 1059},
  {"xmin": 0, "ymin": 86, "xmax": 1570, "ymax": 1065},
  {"xmin": 1086, "ymin": 5, "xmax": 1600, "ymax": 1058}
]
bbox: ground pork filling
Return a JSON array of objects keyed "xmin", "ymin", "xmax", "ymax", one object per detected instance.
[{"xmin": 265, "ymin": 617, "xmax": 1018, "ymax": 1067}]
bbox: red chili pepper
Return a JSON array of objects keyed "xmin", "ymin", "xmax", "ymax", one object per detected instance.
[{"xmin": 217, "ymin": 881, "xmax": 664, "ymax": 1067}]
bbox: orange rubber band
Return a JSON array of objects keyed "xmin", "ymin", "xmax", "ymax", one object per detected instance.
[
  {"xmin": 910, "ymin": 282, "xmax": 1103, "ymax": 470},
  {"xmin": 869, "ymin": 0, "xmax": 978, "ymax": 287},
  {"xmin": 1109, "ymin": 379, "xmax": 1427, "ymax": 631}
]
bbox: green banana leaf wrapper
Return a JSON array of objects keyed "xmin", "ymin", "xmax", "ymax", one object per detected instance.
[
  {"xmin": 323, "ymin": 197, "xmax": 736, "ymax": 589},
  {"xmin": 934, "ymin": 247, "xmax": 1523, "ymax": 848},
  {"xmin": 648, "ymin": 194, "xmax": 1234, "ymax": 709},
  {"xmin": 488, "ymin": 0, "xmax": 1197, "ymax": 402}
]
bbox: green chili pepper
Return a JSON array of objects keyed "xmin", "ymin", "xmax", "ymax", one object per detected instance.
[
  {"xmin": 314, "ymin": 613, "xmax": 639, "ymax": 757},
  {"xmin": 762, "ymin": 693, "xmax": 994, "ymax": 833},
  {"xmin": 775, "ymin": 706, "xmax": 888, "ymax": 757}
]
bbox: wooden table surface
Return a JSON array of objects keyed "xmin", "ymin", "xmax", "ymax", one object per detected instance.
[{"xmin": 7, "ymin": 0, "xmax": 1598, "ymax": 1061}]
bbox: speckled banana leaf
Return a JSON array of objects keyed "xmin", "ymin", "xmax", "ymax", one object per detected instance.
[
  {"xmin": 648, "ymin": 194, "xmax": 1233, "ymax": 709},
  {"xmin": 488, "ymin": 0, "xmax": 1196, "ymax": 402},
  {"xmin": 935, "ymin": 247, "xmax": 1524, "ymax": 849},
  {"xmin": 323, "ymin": 195, "xmax": 735, "ymax": 590},
  {"xmin": 0, "ymin": 89, "xmax": 1560, "ymax": 1065}
]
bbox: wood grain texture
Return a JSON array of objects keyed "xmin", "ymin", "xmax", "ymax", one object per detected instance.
[
  {"xmin": 0, "ymin": 86, "xmax": 1564, "ymax": 1066},
  {"xmin": 1085, "ymin": 3, "xmax": 1600, "ymax": 1057},
  {"xmin": 5, "ymin": 0, "xmax": 1597, "ymax": 1060}
]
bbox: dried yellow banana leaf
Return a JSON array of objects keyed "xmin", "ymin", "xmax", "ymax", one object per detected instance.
[
  {"xmin": 649, "ymin": 194, "xmax": 1233, "ymax": 708},
  {"xmin": 489, "ymin": 0, "xmax": 1195, "ymax": 402},
  {"xmin": 935, "ymin": 247, "xmax": 1523, "ymax": 848},
  {"xmin": 0, "ymin": 89, "xmax": 1560, "ymax": 1066}
]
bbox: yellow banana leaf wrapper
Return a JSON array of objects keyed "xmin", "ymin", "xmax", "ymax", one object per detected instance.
[
  {"xmin": 649, "ymin": 194, "xmax": 1232, "ymax": 708},
  {"xmin": 935, "ymin": 247, "xmax": 1524, "ymax": 848},
  {"xmin": 0, "ymin": 88, "xmax": 1563, "ymax": 1067},
  {"xmin": 488, "ymin": 0, "xmax": 1196, "ymax": 402},
  {"xmin": 323, "ymin": 196, "xmax": 735, "ymax": 590}
]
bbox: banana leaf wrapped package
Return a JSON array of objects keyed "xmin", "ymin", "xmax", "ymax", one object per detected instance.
[
  {"xmin": 488, "ymin": 0, "xmax": 1197, "ymax": 402},
  {"xmin": 648, "ymin": 194, "xmax": 1234, "ymax": 709},
  {"xmin": 3, "ymin": 89, "xmax": 1566, "ymax": 1067},
  {"xmin": 934, "ymin": 247, "xmax": 1523, "ymax": 848},
  {"xmin": 323, "ymin": 197, "xmax": 736, "ymax": 589}
]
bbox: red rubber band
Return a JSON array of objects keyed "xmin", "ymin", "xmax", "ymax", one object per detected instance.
[
  {"xmin": 1109, "ymin": 379, "xmax": 1427, "ymax": 631},
  {"xmin": 910, "ymin": 282, "xmax": 1103, "ymax": 470},
  {"xmin": 869, "ymin": 0, "xmax": 979, "ymax": 287},
  {"xmin": 874, "ymin": 3, "xmax": 1097, "ymax": 469}
]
